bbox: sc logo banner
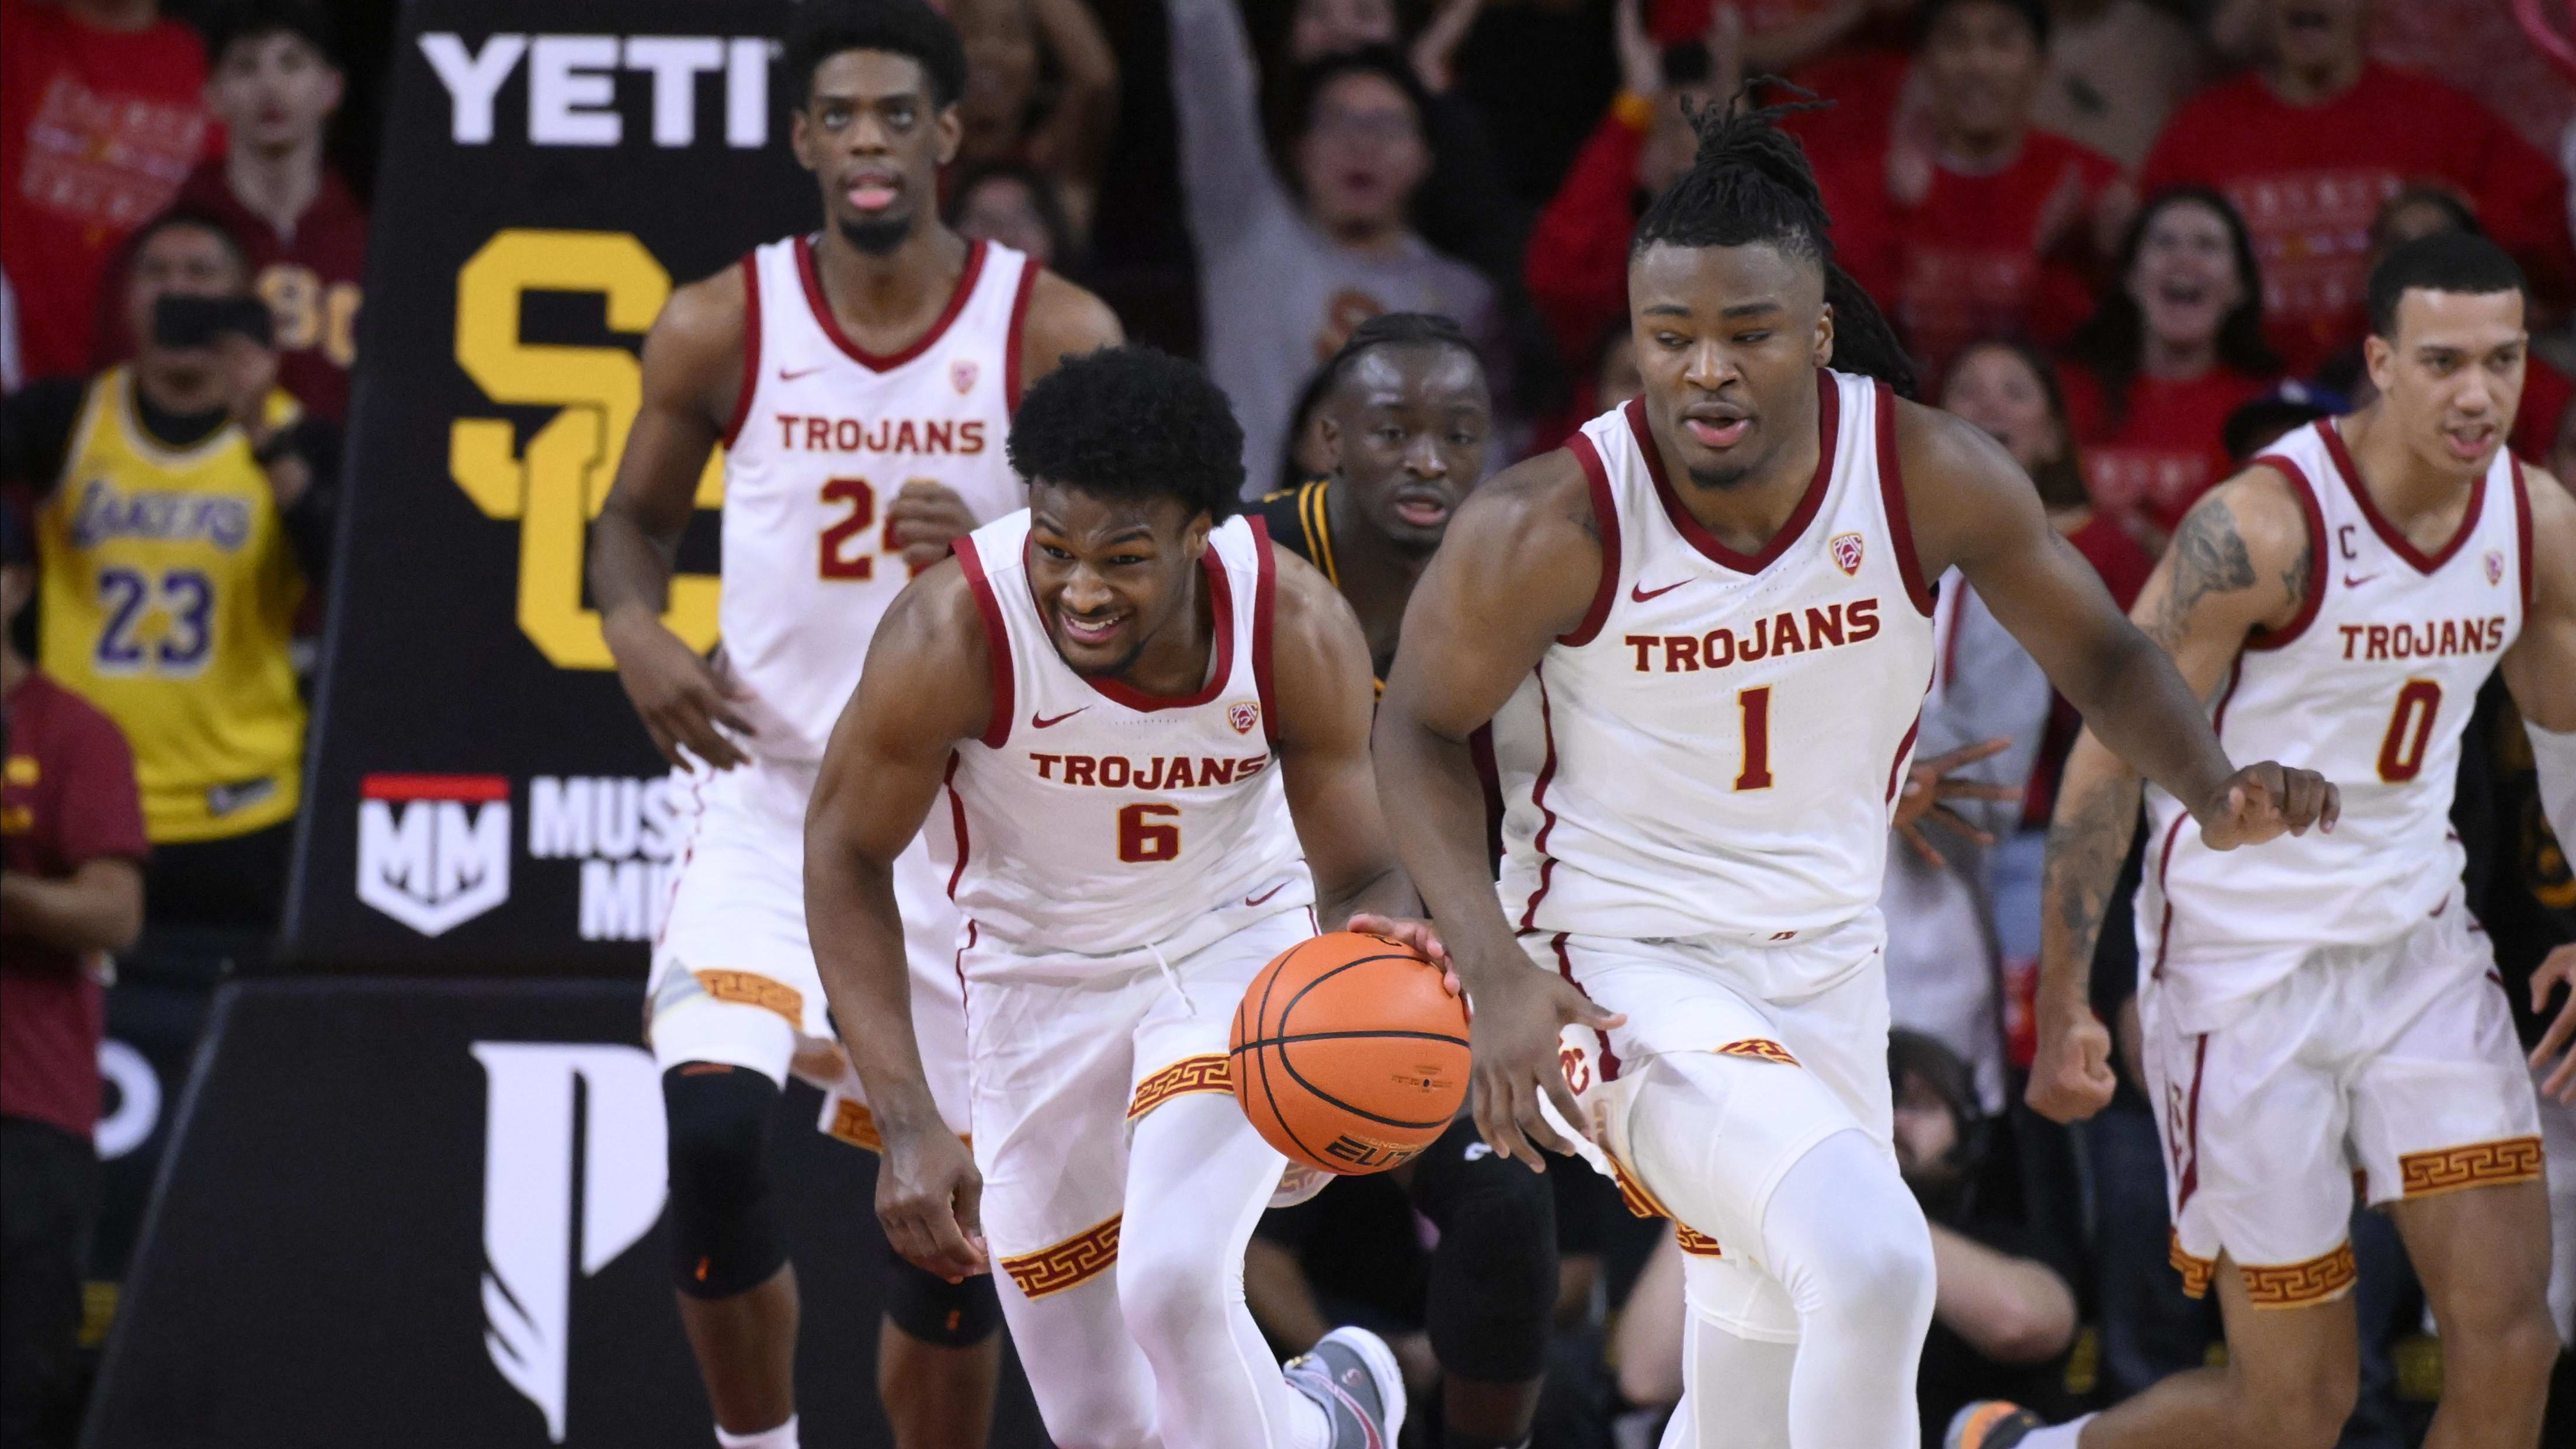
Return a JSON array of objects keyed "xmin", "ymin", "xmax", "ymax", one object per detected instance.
[{"xmin": 449, "ymin": 228, "xmax": 724, "ymax": 670}]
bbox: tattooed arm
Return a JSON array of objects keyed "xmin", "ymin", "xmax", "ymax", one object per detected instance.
[{"xmin": 2024, "ymin": 470, "xmax": 2317, "ymax": 1122}]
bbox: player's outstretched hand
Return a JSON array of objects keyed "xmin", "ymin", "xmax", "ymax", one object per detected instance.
[
  {"xmin": 876, "ymin": 1124, "xmax": 990, "ymax": 1284},
  {"xmin": 605, "ymin": 612, "xmax": 754, "ymax": 769},
  {"xmin": 1346, "ymin": 912, "xmax": 1459, "ymax": 997},
  {"xmin": 2530, "ymin": 945, "xmax": 2576, "ymax": 1104},
  {"xmin": 886, "ymin": 480, "xmax": 980, "ymax": 573},
  {"xmin": 1893, "ymin": 737, "xmax": 2024, "ymax": 868},
  {"xmin": 2195, "ymin": 760, "xmax": 2338, "ymax": 850},
  {"xmin": 1467, "ymin": 963, "xmax": 1624, "ymax": 1172},
  {"xmin": 2025, "ymin": 1008, "xmax": 2117, "ymax": 1124}
]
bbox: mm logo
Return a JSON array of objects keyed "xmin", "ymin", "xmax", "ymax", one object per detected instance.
[{"xmin": 357, "ymin": 774, "xmax": 512, "ymax": 935}]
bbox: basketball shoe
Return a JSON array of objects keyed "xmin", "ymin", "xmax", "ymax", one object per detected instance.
[
  {"xmin": 1284, "ymin": 1325, "xmax": 1407, "ymax": 1448},
  {"xmin": 1945, "ymin": 1401, "xmax": 2044, "ymax": 1448}
]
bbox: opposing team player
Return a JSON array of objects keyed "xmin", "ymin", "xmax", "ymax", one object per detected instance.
[
  {"xmin": 807, "ymin": 346, "xmax": 1422, "ymax": 1449},
  {"xmin": 1260, "ymin": 312, "xmax": 1564, "ymax": 1449},
  {"xmin": 1952, "ymin": 241, "xmax": 2576, "ymax": 1449},
  {"xmin": 587, "ymin": 4, "xmax": 1119, "ymax": 1448},
  {"xmin": 1372, "ymin": 102, "xmax": 2335, "ymax": 1448}
]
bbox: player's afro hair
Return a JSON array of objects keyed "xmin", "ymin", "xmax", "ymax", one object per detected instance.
[
  {"xmin": 784, "ymin": 0, "xmax": 968, "ymax": 110},
  {"xmin": 1009, "ymin": 348, "xmax": 1244, "ymax": 521}
]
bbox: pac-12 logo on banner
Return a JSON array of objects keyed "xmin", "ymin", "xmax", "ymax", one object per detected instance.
[{"xmin": 356, "ymin": 774, "xmax": 512, "ymax": 935}]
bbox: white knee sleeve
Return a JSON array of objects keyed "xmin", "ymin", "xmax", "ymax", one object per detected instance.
[
  {"xmin": 1761, "ymin": 1129, "xmax": 1936, "ymax": 1448},
  {"xmin": 1660, "ymin": 1314, "xmax": 1795, "ymax": 1449}
]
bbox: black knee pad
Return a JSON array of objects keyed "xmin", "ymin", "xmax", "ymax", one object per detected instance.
[
  {"xmin": 881, "ymin": 1243, "xmax": 1003, "ymax": 1347},
  {"xmin": 662, "ymin": 1063, "xmax": 787, "ymax": 1299},
  {"xmin": 1412, "ymin": 1118, "xmax": 1558, "ymax": 1382}
]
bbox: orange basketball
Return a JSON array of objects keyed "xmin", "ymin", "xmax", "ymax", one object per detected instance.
[{"xmin": 1228, "ymin": 931, "xmax": 1471, "ymax": 1174}]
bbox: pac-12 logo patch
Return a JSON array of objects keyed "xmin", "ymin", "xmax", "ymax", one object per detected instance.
[
  {"xmin": 1227, "ymin": 700, "xmax": 1261, "ymax": 735},
  {"xmin": 951, "ymin": 358, "xmax": 978, "ymax": 394},
  {"xmin": 1830, "ymin": 532, "xmax": 1865, "ymax": 576},
  {"xmin": 2485, "ymin": 550, "xmax": 2504, "ymax": 585},
  {"xmin": 356, "ymin": 774, "xmax": 511, "ymax": 936}
]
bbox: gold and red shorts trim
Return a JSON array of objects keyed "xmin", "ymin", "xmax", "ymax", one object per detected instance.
[
  {"xmin": 1000, "ymin": 1214, "xmax": 1122, "ymax": 1299},
  {"xmin": 2240, "ymin": 1242, "xmax": 2357, "ymax": 1308},
  {"xmin": 2397, "ymin": 1136, "xmax": 2542, "ymax": 1199},
  {"xmin": 1127, "ymin": 1054, "xmax": 1231, "ymax": 1120},
  {"xmin": 1675, "ymin": 1223, "xmax": 1724, "ymax": 1257},
  {"xmin": 1714, "ymin": 1038, "xmax": 1800, "ymax": 1066},
  {"xmin": 2168, "ymin": 1230, "xmax": 2215, "ymax": 1299},
  {"xmin": 824, "ymin": 1097, "xmax": 884, "ymax": 1152},
  {"xmin": 691, "ymin": 969, "xmax": 803, "ymax": 1028}
]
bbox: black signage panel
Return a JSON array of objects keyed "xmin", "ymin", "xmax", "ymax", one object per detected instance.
[
  {"xmin": 85, "ymin": 977, "xmax": 1045, "ymax": 1448},
  {"xmin": 287, "ymin": 0, "xmax": 820, "ymax": 972}
]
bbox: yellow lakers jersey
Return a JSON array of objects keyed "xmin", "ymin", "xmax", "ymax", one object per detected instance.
[{"xmin": 36, "ymin": 368, "xmax": 307, "ymax": 843}]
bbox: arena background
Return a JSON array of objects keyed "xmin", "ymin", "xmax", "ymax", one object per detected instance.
[{"xmin": 84, "ymin": 3, "xmax": 1050, "ymax": 1442}]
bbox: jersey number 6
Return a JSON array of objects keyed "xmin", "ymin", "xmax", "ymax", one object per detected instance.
[
  {"xmin": 2375, "ymin": 678, "xmax": 2441, "ymax": 783},
  {"xmin": 1119, "ymin": 802, "xmax": 1182, "ymax": 862}
]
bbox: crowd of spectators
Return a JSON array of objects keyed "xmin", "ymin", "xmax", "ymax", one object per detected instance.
[{"xmin": 3, "ymin": 0, "xmax": 2573, "ymax": 1444}]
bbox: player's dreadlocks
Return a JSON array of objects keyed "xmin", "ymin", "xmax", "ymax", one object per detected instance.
[{"xmin": 1631, "ymin": 87, "xmax": 1917, "ymax": 398}]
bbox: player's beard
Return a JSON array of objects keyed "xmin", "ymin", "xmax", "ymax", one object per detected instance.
[
  {"xmin": 1685, "ymin": 459, "xmax": 1760, "ymax": 491},
  {"xmin": 838, "ymin": 210, "xmax": 913, "ymax": 256}
]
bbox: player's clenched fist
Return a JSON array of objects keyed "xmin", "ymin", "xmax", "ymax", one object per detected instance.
[
  {"xmin": 2193, "ymin": 759, "xmax": 2339, "ymax": 850},
  {"xmin": 2025, "ymin": 1009, "xmax": 2117, "ymax": 1124},
  {"xmin": 874, "ymin": 1124, "xmax": 989, "ymax": 1284}
]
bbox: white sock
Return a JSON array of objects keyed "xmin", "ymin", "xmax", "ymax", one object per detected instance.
[
  {"xmin": 715, "ymin": 1415, "xmax": 797, "ymax": 1449},
  {"xmin": 2020, "ymin": 1416, "xmax": 2094, "ymax": 1448}
]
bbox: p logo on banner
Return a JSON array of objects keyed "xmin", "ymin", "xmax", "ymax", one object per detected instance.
[
  {"xmin": 473, "ymin": 1043, "xmax": 667, "ymax": 1443},
  {"xmin": 356, "ymin": 774, "xmax": 512, "ymax": 935}
]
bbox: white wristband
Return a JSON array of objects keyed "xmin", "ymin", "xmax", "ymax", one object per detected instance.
[{"xmin": 2528, "ymin": 720, "xmax": 2576, "ymax": 856}]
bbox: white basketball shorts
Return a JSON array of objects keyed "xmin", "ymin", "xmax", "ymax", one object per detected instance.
[
  {"xmin": 643, "ymin": 753, "xmax": 973, "ymax": 1137},
  {"xmin": 958, "ymin": 898, "xmax": 1314, "ymax": 1301},
  {"xmin": 1533, "ymin": 916, "xmax": 1894, "ymax": 1340},
  {"xmin": 2144, "ymin": 900, "xmax": 2543, "ymax": 1308}
]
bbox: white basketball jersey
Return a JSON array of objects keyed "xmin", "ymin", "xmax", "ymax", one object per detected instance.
[
  {"xmin": 1497, "ymin": 372, "xmax": 1940, "ymax": 954},
  {"xmin": 2141, "ymin": 420, "xmax": 2531, "ymax": 1013},
  {"xmin": 717, "ymin": 235, "xmax": 1039, "ymax": 762},
  {"xmin": 945, "ymin": 511, "xmax": 1313, "ymax": 956}
]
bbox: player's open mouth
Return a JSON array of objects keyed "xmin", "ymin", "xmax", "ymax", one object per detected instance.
[
  {"xmin": 846, "ymin": 174, "xmax": 902, "ymax": 211},
  {"xmin": 1683, "ymin": 415, "xmax": 1749, "ymax": 448},
  {"xmin": 2442, "ymin": 423, "xmax": 2495, "ymax": 459},
  {"xmin": 1391, "ymin": 492, "xmax": 1449, "ymax": 528},
  {"xmin": 1058, "ymin": 612, "xmax": 1124, "ymax": 647}
]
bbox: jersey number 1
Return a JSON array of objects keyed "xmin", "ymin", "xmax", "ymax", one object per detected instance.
[
  {"xmin": 2376, "ymin": 679, "xmax": 2441, "ymax": 783},
  {"xmin": 1735, "ymin": 687, "xmax": 1775, "ymax": 791}
]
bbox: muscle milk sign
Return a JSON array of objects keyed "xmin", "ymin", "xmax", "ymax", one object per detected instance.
[{"xmin": 357, "ymin": 774, "xmax": 512, "ymax": 935}]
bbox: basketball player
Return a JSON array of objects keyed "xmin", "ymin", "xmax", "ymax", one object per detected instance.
[
  {"xmin": 586, "ymin": 4, "xmax": 1119, "ymax": 1448},
  {"xmin": 1949, "ymin": 244, "xmax": 2576, "ymax": 1449},
  {"xmin": 1370, "ymin": 101, "xmax": 2335, "ymax": 1448},
  {"xmin": 806, "ymin": 346, "xmax": 1422, "ymax": 1449},
  {"xmin": 1260, "ymin": 311, "xmax": 1563, "ymax": 1449}
]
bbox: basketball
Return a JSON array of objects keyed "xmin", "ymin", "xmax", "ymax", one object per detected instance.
[{"xmin": 1228, "ymin": 931, "xmax": 1472, "ymax": 1175}]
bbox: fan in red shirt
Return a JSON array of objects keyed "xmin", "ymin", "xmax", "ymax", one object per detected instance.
[
  {"xmin": 91, "ymin": 2, "xmax": 366, "ymax": 420},
  {"xmin": 0, "ymin": 501, "xmax": 147, "ymax": 1445},
  {"xmin": 1800, "ymin": 0, "xmax": 2127, "ymax": 390},
  {"xmin": 2058, "ymin": 186, "xmax": 2283, "ymax": 554},
  {"xmin": 2138, "ymin": 0, "xmax": 2572, "ymax": 378},
  {"xmin": 0, "ymin": 0, "xmax": 213, "ymax": 380}
]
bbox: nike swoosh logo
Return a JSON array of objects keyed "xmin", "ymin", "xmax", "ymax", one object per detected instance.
[
  {"xmin": 779, "ymin": 364, "xmax": 828, "ymax": 381},
  {"xmin": 1630, "ymin": 579, "xmax": 1689, "ymax": 602},
  {"xmin": 1030, "ymin": 708, "xmax": 1088, "ymax": 729},
  {"xmin": 1244, "ymin": 882, "xmax": 1288, "ymax": 908},
  {"xmin": 2344, "ymin": 573, "xmax": 2379, "ymax": 587}
]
